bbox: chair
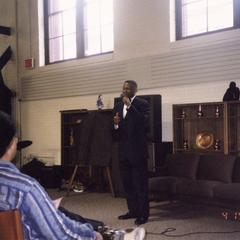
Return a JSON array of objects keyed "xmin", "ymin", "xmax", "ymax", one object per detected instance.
[{"xmin": 0, "ymin": 209, "xmax": 24, "ymax": 240}]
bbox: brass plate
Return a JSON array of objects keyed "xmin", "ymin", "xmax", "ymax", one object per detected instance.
[{"xmin": 196, "ymin": 132, "xmax": 214, "ymax": 149}]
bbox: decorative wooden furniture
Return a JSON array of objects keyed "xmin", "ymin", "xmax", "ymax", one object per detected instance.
[
  {"xmin": 173, "ymin": 101, "xmax": 240, "ymax": 154},
  {"xmin": 0, "ymin": 209, "xmax": 24, "ymax": 240},
  {"xmin": 60, "ymin": 109, "xmax": 115, "ymax": 196}
]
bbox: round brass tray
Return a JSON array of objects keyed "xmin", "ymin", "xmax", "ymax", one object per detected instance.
[{"xmin": 196, "ymin": 132, "xmax": 214, "ymax": 149}]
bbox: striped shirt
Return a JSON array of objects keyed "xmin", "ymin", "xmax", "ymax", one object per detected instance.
[{"xmin": 0, "ymin": 160, "xmax": 96, "ymax": 240}]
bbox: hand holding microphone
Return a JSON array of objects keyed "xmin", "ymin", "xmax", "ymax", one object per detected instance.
[{"xmin": 121, "ymin": 93, "xmax": 131, "ymax": 107}]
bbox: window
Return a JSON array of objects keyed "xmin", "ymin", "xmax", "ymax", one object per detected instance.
[
  {"xmin": 44, "ymin": 0, "xmax": 113, "ymax": 64},
  {"xmin": 175, "ymin": 0, "xmax": 240, "ymax": 40}
]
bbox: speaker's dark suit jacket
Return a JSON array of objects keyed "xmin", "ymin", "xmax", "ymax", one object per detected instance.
[
  {"xmin": 113, "ymin": 96, "xmax": 150, "ymax": 217},
  {"xmin": 113, "ymin": 96, "xmax": 150, "ymax": 164}
]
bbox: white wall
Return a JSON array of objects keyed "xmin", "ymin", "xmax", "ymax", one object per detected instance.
[
  {"xmin": 114, "ymin": 0, "xmax": 170, "ymax": 59},
  {"xmin": 2, "ymin": 0, "xmax": 240, "ymax": 164}
]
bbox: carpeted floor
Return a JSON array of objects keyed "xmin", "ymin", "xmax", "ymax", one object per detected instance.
[{"xmin": 48, "ymin": 190, "xmax": 240, "ymax": 240}]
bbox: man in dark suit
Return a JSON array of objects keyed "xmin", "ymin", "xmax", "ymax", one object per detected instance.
[{"xmin": 113, "ymin": 80, "xmax": 150, "ymax": 225}]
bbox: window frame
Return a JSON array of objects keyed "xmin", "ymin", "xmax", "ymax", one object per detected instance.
[
  {"xmin": 175, "ymin": 0, "xmax": 240, "ymax": 40},
  {"xmin": 43, "ymin": 0, "xmax": 113, "ymax": 65}
]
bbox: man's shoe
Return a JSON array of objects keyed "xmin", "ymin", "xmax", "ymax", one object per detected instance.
[
  {"xmin": 123, "ymin": 227, "xmax": 146, "ymax": 240},
  {"xmin": 134, "ymin": 217, "xmax": 148, "ymax": 225},
  {"xmin": 118, "ymin": 212, "xmax": 137, "ymax": 220}
]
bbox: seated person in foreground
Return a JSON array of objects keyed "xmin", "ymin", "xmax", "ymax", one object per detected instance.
[
  {"xmin": 0, "ymin": 111, "xmax": 146, "ymax": 240},
  {"xmin": 0, "ymin": 111, "xmax": 102, "ymax": 240}
]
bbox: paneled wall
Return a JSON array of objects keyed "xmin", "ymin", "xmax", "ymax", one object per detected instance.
[
  {"xmin": 21, "ymin": 38, "xmax": 240, "ymax": 100},
  {"xmin": 1, "ymin": 0, "xmax": 240, "ymax": 164}
]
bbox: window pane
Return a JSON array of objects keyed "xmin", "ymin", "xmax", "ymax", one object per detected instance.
[
  {"xmin": 49, "ymin": 13, "xmax": 62, "ymax": 38},
  {"xmin": 208, "ymin": 0, "xmax": 233, "ymax": 31},
  {"xmin": 84, "ymin": 0, "xmax": 97, "ymax": 4},
  {"xmin": 83, "ymin": 0, "xmax": 113, "ymax": 55},
  {"xmin": 46, "ymin": 0, "xmax": 113, "ymax": 63},
  {"xmin": 84, "ymin": 29, "xmax": 101, "ymax": 55},
  {"xmin": 49, "ymin": 0, "xmax": 76, "ymax": 14},
  {"xmin": 84, "ymin": 1, "xmax": 100, "ymax": 29},
  {"xmin": 63, "ymin": 34, "xmax": 77, "ymax": 59},
  {"xmin": 63, "ymin": 9, "xmax": 76, "ymax": 35},
  {"xmin": 181, "ymin": 0, "xmax": 234, "ymax": 38},
  {"xmin": 182, "ymin": 0, "xmax": 202, "ymax": 4},
  {"xmin": 101, "ymin": 24, "xmax": 114, "ymax": 52},
  {"xmin": 49, "ymin": 37, "xmax": 63, "ymax": 62},
  {"xmin": 101, "ymin": 0, "xmax": 113, "ymax": 25},
  {"xmin": 182, "ymin": 0, "xmax": 207, "ymax": 37}
]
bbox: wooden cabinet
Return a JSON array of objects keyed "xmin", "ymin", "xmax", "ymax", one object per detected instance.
[
  {"xmin": 173, "ymin": 101, "xmax": 240, "ymax": 154},
  {"xmin": 226, "ymin": 102, "xmax": 240, "ymax": 154}
]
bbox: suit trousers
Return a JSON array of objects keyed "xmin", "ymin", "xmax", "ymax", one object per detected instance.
[{"xmin": 119, "ymin": 157, "xmax": 149, "ymax": 218}]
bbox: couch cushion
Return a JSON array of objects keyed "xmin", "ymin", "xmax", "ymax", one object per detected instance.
[
  {"xmin": 233, "ymin": 157, "xmax": 240, "ymax": 182},
  {"xmin": 167, "ymin": 153, "xmax": 200, "ymax": 180},
  {"xmin": 198, "ymin": 155, "xmax": 236, "ymax": 183},
  {"xmin": 149, "ymin": 176, "xmax": 177, "ymax": 194},
  {"xmin": 213, "ymin": 183, "xmax": 240, "ymax": 201},
  {"xmin": 176, "ymin": 179, "xmax": 222, "ymax": 198}
]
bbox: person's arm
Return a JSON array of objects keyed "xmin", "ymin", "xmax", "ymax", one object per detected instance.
[
  {"xmin": 236, "ymin": 88, "xmax": 240, "ymax": 100},
  {"xmin": 113, "ymin": 112, "xmax": 120, "ymax": 130},
  {"xmin": 21, "ymin": 181, "xmax": 96, "ymax": 240},
  {"xmin": 113, "ymin": 104, "xmax": 122, "ymax": 131},
  {"xmin": 223, "ymin": 89, "xmax": 230, "ymax": 101}
]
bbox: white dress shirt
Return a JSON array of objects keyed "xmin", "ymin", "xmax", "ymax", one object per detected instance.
[
  {"xmin": 114, "ymin": 95, "xmax": 136, "ymax": 129},
  {"xmin": 123, "ymin": 95, "xmax": 136, "ymax": 118}
]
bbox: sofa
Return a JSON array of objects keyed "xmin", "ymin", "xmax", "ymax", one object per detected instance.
[{"xmin": 149, "ymin": 153, "xmax": 240, "ymax": 209}]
